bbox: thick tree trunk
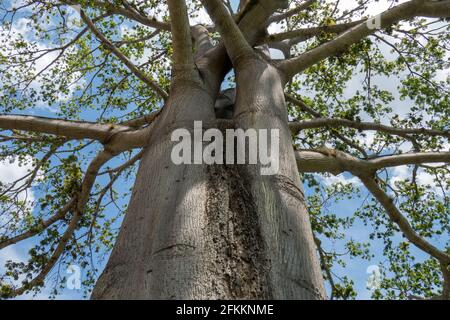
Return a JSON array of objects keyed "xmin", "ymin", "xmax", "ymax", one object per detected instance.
[{"xmin": 91, "ymin": 59, "xmax": 326, "ymax": 300}]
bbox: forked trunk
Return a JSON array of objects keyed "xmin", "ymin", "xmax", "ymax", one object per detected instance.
[{"xmin": 91, "ymin": 59, "xmax": 326, "ymax": 300}]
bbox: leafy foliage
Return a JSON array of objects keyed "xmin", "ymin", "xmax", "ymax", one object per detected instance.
[{"xmin": 0, "ymin": 0, "xmax": 448, "ymax": 299}]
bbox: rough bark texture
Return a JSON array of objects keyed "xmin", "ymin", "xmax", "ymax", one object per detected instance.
[{"xmin": 91, "ymin": 53, "xmax": 326, "ymax": 299}]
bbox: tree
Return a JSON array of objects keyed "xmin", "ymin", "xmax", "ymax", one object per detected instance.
[{"xmin": 0, "ymin": 0, "xmax": 449, "ymax": 299}]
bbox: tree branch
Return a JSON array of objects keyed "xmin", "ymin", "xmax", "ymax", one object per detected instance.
[
  {"xmin": 296, "ymin": 147, "xmax": 450, "ymax": 295},
  {"xmin": 286, "ymin": 94, "xmax": 369, "ymax": 157},
  {"xmin": 289, "ymin": 118, "xmax": 450, "ymax": 139},
  {"xmin": 65, "ymin": 0, "xmax": 171, "ymax": 31},
  {"xmin": 119, "ymin": 110, "xmax": 161, "ymax": 128},
  {"xmin": 5, "ymin": 149, "xmax": 114, "ymax": 297},
  {"xmin": 295, "ymin": 149, "xmax": 450, "ymax": 175},
  {"xmin": 167, "ymin": 0, "xmax": 196, "ymax": 79},
  {"xmin": 0, "ymin": 199, "xmax": 75, "ymax": 250},
  {"xmin": 418, "ymin": 0, "xmax": 450, "ymax": 18},
  {"xmin": 314, "ymin": 235, "xmax": 335, "ymax": 300},
  {"xmin": 266, "ymin": 20, "xmax": 365, "ymax": 44},
  {"xmin": 358, "ymin": 175, "xmax": 450, "ymax": 265},
  {"xmin": 201, "ymin": 0, "xmax": 255, "ymax": 65},
  {"xmin": 0, "ymin": 114, "xmax": 128, "ymax": 143},
  {"xmin": 191, "ymin": 25, "xmax": 215, "ymax": 60},
  {"xmin": 0, "ymin": 114, "xmax": 156, "ymax": 154},
  {"xmin": 79, "ymin": 9, "xmax": 168, "ymax": 100},
  {"xmin": 278, "ymin": 0, "xmax": 450, "ymax": 79},
  {"xmin": 266, "ymin": 0, "xmax": 316, "ymax": 25},
  {"xmin": 236, "ymin": 0, "xmax": 289, "ymax": 45}
]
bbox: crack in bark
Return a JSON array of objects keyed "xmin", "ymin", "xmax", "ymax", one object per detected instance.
[{"xmin": 152, "ymin": 243, "xmax": 196, "ymax": 256}]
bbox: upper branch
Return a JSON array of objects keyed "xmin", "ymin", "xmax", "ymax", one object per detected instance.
[
  {"xmin": 289, "ymin": 118, "xmax": 450, "ymax": 139},
  {"xmin": 278, "ymin": 0, "xmax": 450, "ymax": 79},
  {"xmin": 286, "ymin": 94, "xmax": 369, "ymax": 157},
  {"xmin": 266, "ymin": 0, "xmax": 316, "ymax": 25},
  {"xmin": 191, "ymin": 25, "xmax": 215, "ymax": 60},
  {"xmin": 418, "ymin": 0, "xmax": 450, "ymax": 17},
  {"xmin": 167, "ymin": 0, "xmax": 196, "ymax": 79},
  {"xmin": 0, "ymin": 114, "xmax": 127, "ymax": 143},
  {"xmin": 64, "ymin": 0, "xmax": 171, "ymax": 31},
  {"xmin": 266, "ymin": 20, "xmax": 365, "ymax": 44},
  {"xmin": 295, "ymin": 149, "xmax": 450, "ymax": 175},
  {"xmin": 0, "ymin": 114, "xmax": 152, "ymax": 153},
  {"xmin": 79, "ymin": 9, "xmax": 168, "ymax": 100},
  {"xmin": 201, "ymin": 0, "xmax": 255, "ymax": 65}
]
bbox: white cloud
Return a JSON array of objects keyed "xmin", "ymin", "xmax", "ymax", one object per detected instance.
[
  {"xmin": 189, "ymin": 7, "xmax": 212, "ymax": 26},
  {"xmin": 268, "ymin": 21, "xmax": 285, "ymax": 35},
  {"xmin": 321, "ymin": 173, "xmax": 362, "ymax": 187},
  {"xmin": 391, "ymin": 165, "xmax": 409, "ymax": 186},
  {"xmin": 0, "ymin": 157, "xmax": 35, "ymax": 184},
  {"xmin": 0, "ymin": 156, "xmax": 38, "ymax": 219},
  {"xmin": 0, "ymin": 17, "xmax": 58, "ymax": 75},
  {"xmin": 0, "ymin": 11, "xmax": 83, "ymax": 110},
  {"xmin": 391, "ymin": 164, "xmax": 449, "ymax": 194},
  {"xmin": 0, "ymin": 246, "xmax": 25, "ymax": 265},
  {"xmin": 360, "ymin": 131, "xmax": 376, "ymax": 147},
  {"xmin": 0, "ymin": 245, "xmax": 29, "ymax": 294}
]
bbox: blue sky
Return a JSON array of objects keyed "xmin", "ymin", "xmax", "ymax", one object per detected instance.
[{"xmin": 0, "ymin": 0, "xmax": 448, "ymax": 300}]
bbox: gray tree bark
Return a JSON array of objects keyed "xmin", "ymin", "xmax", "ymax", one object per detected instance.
[{"xmin": 91, "ymin": 54, "xmax": 326, "ymax": 300}]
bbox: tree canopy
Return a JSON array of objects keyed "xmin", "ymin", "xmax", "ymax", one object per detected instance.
[{"xmin": 0, "ymin": 0, "xmax": 449, "ymax": 299}]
